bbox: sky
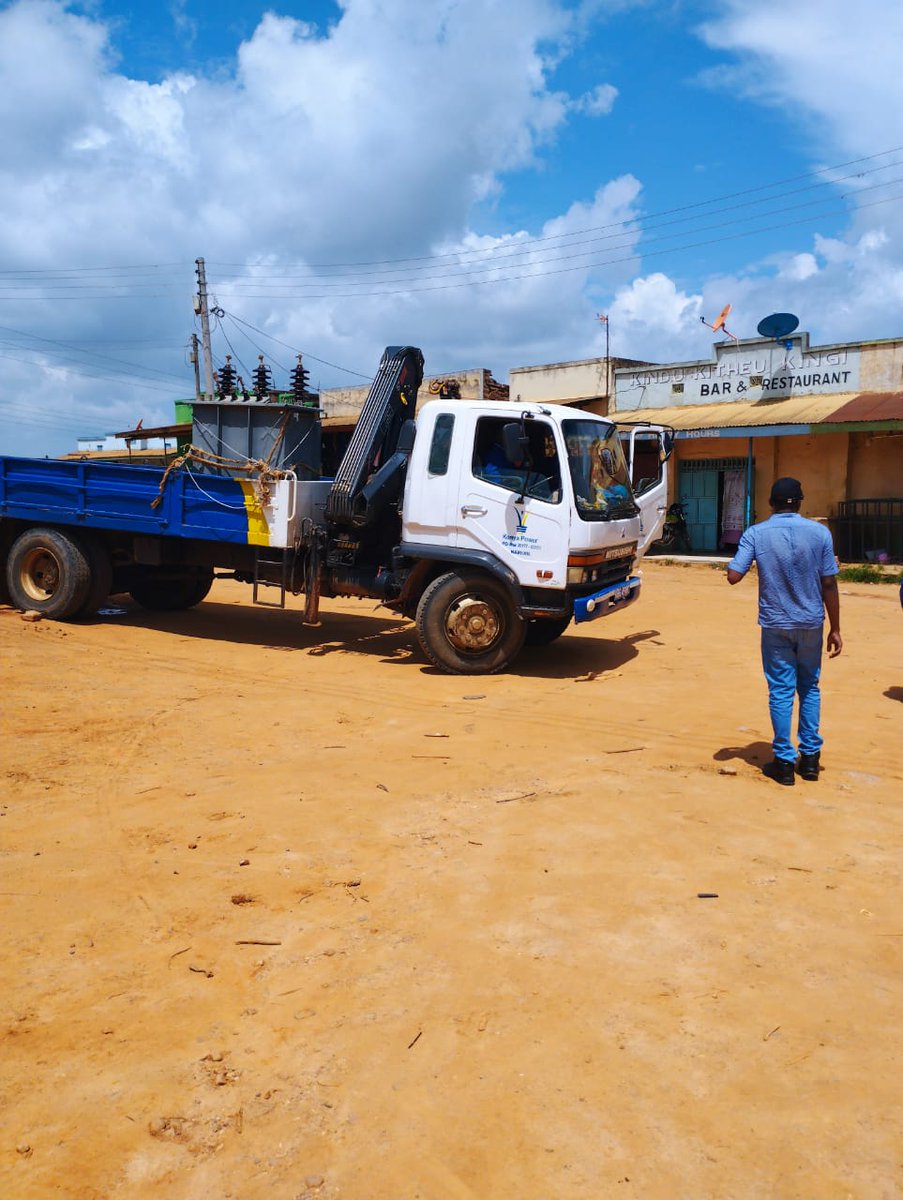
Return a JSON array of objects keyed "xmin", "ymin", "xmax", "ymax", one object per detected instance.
[{"xmin": 1, "ymin": 0, "xmax": 902, "ymax": 456}]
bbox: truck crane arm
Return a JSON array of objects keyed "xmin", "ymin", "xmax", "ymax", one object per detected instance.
[{"xmin": 325, "ymin": 345, "xmax": 424, "ymax": 529}]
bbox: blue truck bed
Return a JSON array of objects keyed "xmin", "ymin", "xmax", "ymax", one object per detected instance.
[{"xmin": 0, "ymin": 456, "xmax": 266, "ymax": 546}]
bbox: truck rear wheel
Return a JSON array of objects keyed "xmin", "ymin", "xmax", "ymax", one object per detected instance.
[
  {"xmin": 74, "ymin": 536, "xmax": 113, "ymax": 618},
  {"xmin": 415, "ymin": 569, "xmax": 525, "ymax": 674},
  {"xmin": 6, "ymin": 527, "xmax": 91, "ymax": 619},
  {"xmin": 130, "ymin": 568, "xmax": 214, "ymax": 611}
]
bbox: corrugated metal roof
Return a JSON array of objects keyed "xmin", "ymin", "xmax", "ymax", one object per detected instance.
[
  {"xmin": 613, "ymin": 392, "xmax": 871, "ymax": 430},
  {"xmin": 828, "ymin": 391, "xmax": 903, "ymax": 421}
]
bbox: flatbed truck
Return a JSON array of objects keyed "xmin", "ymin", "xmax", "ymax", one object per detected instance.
[{"xmin": 0, "ymin": 346, "xmax": 670, "ymax": 674}]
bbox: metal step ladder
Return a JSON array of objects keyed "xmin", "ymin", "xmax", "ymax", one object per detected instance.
[{"xmin": 252, "ymin": 547, "xmax": 288, "ymax": 608}]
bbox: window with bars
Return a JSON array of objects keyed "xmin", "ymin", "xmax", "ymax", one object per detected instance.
[{"xmin": 680, "ymin": 457, "xmax": 751, "ymax": 472}]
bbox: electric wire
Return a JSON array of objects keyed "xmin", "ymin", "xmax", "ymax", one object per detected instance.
[
  {"xmin": 220, "ymin": 312, "xmax": 373, "ymax": 380},
  {"xmin": 222, "ymin": 311, "xmax": 292, "ymax": 378},
  {"xmin": 208, "ymin": 175, "xmax": 903, "ymax": 294},
  {"xmin": 210, "ymin": 158, "xmax": 903, "ymax": 283},
  {"xmin": 200, "ymin": 189, "xmax": 903, "ymax": 301},
  {"xmin": 0, "ymin": 323, "xmax": 190, "ymax": 385},
  {"xmin": 1, "ymin": 144, "xmax": 901, "ymax": 300},
  {"xmin": 207, "ymin": 144, "xmax": 903, "ymax": 273},
  {"xmin": 1, "ymin": 174, "xmax": 892, "ymax": 304},
  {"xmin": 210, "ymin": 311, "xmax": 253, "ymax": 389}
]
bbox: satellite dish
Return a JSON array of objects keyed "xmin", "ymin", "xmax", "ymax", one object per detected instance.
[
  {"xmin": 757, "ymin": 312, "xmax": 799, "ymax": 340},
  {"xmin": 700, "ymin": 303, "xmax": 738, "ymax": 341},
  {"xmin": 711, "ymin": 303, "xmax": 731, "ymax": 332}
]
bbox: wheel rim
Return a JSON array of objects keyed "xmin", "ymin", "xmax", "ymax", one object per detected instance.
[
  {"xmin": 18, "ymin": 547, "xmax": 61, "ymax": 602},
  {"xmin": 444, "ymin": 593, "xmax": 504, "ymax": 654}
]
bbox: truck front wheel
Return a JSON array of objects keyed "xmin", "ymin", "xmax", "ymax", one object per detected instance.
[
  {"xmin": 524, "ymin": 614, "xmax": 572, "ymax": 646},
  {"xmin": 6, "ymin": 527, "xmax": 91, "ymax": 619},
  {"xmin": 415, "ymin": 569, "xmax": 525, "ymax": 674}
]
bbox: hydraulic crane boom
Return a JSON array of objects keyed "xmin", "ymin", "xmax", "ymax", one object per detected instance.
[{"xmin": 325, "ymin": 345, "xmax": 424, "ymax": 528}]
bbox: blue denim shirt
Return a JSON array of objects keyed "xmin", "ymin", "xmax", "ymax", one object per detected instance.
[{"xmin": 728, "ymin": 512, "xmax": 838, "ymax": 628}]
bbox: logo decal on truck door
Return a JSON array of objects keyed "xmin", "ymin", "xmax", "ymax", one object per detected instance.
[{"xmin": 501, "ymin": 504, "xmax": 540, "ymax": 557}]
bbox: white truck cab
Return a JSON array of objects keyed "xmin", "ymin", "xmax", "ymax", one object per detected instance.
[
  {"xmin": 404, "ymin": 398, "xmax": 668, "ymax": 589},
  {"xmin": 396, "ymin": 398, "xmax": 670, "ymax": 670}
]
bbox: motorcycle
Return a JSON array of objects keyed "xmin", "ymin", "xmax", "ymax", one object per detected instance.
[{"xmin": 649, "ymin": 501, "xmax": 691, "ymax": 554}]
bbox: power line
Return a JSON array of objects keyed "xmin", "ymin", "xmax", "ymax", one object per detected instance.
[
  {"xmin": 0, "ymin": 262, "xmax": 185, "ymax": 275},
  {"xmin": 220, "ymin": 312, "xmax": 373, "ymax": 380},
  {"xmin": 222, "ymin": 312, "xmax": 292, "ymax": 378},
  {"xmin": 0, "ymin": 348, "xmax": 186, "ymax": 396},
  {"xmin": 1, "ymin": 143, "xmax": 901, "ymax": 297},
  {"xmin": 198, "ymin": 189, "xmax": 903, "ymax": 301},
  {"xmin": 0, "ymin": 323, "xmax": 190, "ymax": 385},
  {"xmin": 207, "ymin": 143, "xmax": 903, "ymax": 274},
  {"xmin": 205, "ymin": 173, "xmax": 903, "ymax": 294}
]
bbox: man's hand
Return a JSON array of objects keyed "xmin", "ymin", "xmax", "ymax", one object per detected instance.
[
  {"xmin": 726, "ymin": 567, "xmax": 744, "ymax": 585},
  {"xmin": 822, "ymin": 576, "xmax": 841, "ymax": 656}
]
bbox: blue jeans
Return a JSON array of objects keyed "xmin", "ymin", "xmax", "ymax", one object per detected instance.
[{"xmin": 760, "ymin": 626, "xmax": 824, "ymax": 762}]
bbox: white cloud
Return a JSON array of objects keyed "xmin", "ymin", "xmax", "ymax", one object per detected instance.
[
  {"xmin": 698, "ymin": 0, "xmax": 903, "ymax": 157},
  {"xmin": 608, "ymin": 274, "xmax": 703, "ymax": 361},
  {"xmin": 104, "ymin": 75, "xmax": 194, "ymax": 169},
  {"xmin": 169, "ymin": 0, "xmax": 198, "ymax": 50},
  {"xmin": 780, "ymin": 253, "xmax": 819, "ymax": 282},
  {"xmin": 623, "ymin": 0, "xmax": 903, "ymax": 365},
  {"xmin": 0, "ymin": 0, "xmax": 110, "ymax": 170},
  {"xmin": 573, "ymin": 83, "xmax": 618, "ymax": 116},
  {"xmin": 1, "ymin": 0, "xmax": 902, "ymax": 457},
  {"xmin": 0, "ymin": 0, "xmax": 589, "ymax": 453}
]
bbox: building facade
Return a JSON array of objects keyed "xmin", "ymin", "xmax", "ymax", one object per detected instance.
[
  {"xmin": 610, "ymin": 332, "xmax": 903, "ymax": 558},
  {"xmin": 508, "ymin": 355, "xmax": 648, "ymax": 411},
  {"xmin": 510, "ymin": 333, "xmax": 903, "ymax": 560}
]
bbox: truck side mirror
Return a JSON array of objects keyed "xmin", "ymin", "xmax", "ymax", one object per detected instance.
[
  {"xmin": 661, "ymin": 432, "xmax": 674, "ymax": 461},
  {"xmin": 396, "ymin": 419, "xmax": 416, "ymax": 456}
]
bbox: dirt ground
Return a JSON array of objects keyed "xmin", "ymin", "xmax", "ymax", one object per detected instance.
[{"xmin": 1, "ymin": 561, "xmax": 901, "ymax": 1200}]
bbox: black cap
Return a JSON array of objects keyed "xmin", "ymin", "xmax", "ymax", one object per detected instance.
[{"xmin": 770, "ymin": 477, "xmax": 804, "ymax": 507}]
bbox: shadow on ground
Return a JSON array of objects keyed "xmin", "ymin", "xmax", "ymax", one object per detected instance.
[
  {"xmin": 80, "ymin": 599, "xmax": 661, "ymax": 681},
  {"xmin": 713, "ymin": 741, "xmax": 772, "ymax": 768}
]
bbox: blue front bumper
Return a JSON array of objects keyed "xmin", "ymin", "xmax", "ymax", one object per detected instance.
[{"xmin": 573, "ymin": 576, "xmax": 641, "ymax": 623}]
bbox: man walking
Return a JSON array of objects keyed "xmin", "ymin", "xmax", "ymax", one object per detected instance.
[{"xmin": 726, "ymin": 477, "xmax": 842, "ymax": 785}]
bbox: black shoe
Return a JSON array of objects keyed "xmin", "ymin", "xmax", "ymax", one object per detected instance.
[
  {"xmin": 797, "ymin": 752, "xmax": 820, "ymax": 781},
  {"xmin": 763, "ymin": 759, "xmax": 796, "ymax": 786}
]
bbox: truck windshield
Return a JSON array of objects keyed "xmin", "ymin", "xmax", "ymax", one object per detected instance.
[{"xmin": 563, "ymin": 419, "xmax": 638, "ymax": 521}]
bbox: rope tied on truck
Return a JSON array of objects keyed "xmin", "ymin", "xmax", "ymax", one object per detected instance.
[
  {"xmin": 149, "ymin": 446, "xmax": 296, "ymax": 509},
  {"xmin": 150, "ymin": 407, "xmax": 314, "ymax": 510}
]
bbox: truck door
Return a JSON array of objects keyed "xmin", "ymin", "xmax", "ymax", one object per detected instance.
[
  {"xmin": 619, "ymin": 426, "xmax": 671, "ymax": 556},
  {"xmin": 456, "ymin": 415, "xmax": 569, "ymax": 588},
  {"xmin": 402, "ymin": 408, "xmax": 466, "ymax": 547}
]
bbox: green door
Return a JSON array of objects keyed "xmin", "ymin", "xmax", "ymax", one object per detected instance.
[{"xmin": 679, "ymin": 469, "xmax": 719, "ymax": 551}]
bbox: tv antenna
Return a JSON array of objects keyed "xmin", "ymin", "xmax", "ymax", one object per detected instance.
[{"xmin": 700, "ymin": 303, "xmax": 738, "ymax": 342}]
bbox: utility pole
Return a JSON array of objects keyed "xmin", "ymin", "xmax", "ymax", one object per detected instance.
[
  {"xmin": 195, "ymin": 257, "xmax": 215, "ymax": 399},
  {"xmin": 189, "ymin": 333, "xmax": 202, "ymax": 401},
  {"xmin": 597, "ymin": 312, "xmax": 611, "ymax": 409}
]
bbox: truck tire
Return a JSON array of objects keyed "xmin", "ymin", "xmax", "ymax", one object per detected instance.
[
  {"xmin": 415, "ymin": 569, "xmax": 526, "ymax": 674},
  {"xmin": 6, "ymin": 527, "xmax": 91, "ymax": 620},
  {"xmin": 74, "ymin": 536, "xmax": 113, "ymax": 618},
  {"xmin": 524, "ymin": 614, "xmax": 572, "ymax": 647},
  {"xmin": 0, "ymin": 549, "xmax": 10, "ymax": 607},
  {"xmin": 130, "ymin": 568, "xmax": 214, "ymax": 611}
]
